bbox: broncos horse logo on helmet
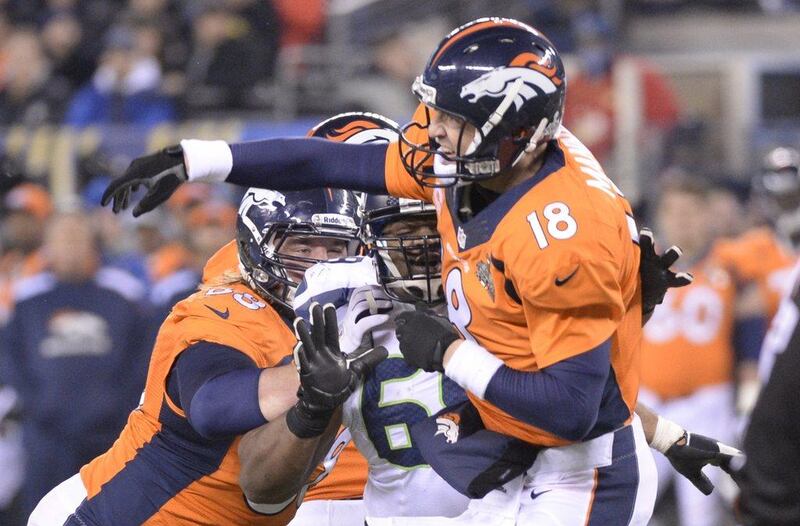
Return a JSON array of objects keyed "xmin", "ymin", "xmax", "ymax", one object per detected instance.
[
  {"xmin": 400, "ymin": 17, "xmax": 566, "ymax": 186},
  {"xmin": 460, "ymin": 52, "xmax": 563, "ymax": 111}
]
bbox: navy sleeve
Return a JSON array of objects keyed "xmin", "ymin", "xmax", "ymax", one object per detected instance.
[
  {"xmin": 228, "ymin": 138, "xmax": 389, "ymax": 194},
  {"xmin": 483, "ymin": 340, "xmax": 611, "ymax": 441},
  {"xmin": 735, "ymin": 315, "xmax": 767, "ymax": 363},
  {"xmin": 170, "ymin": 341, "xmax": 267, "ymax": 440}
]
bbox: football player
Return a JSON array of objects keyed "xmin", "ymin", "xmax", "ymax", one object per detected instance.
[
  {"xmin": 639, "ymin": 177, "xmax": 761, "ymax": 526},
  {"xmin": 710, "ymin": 148, "xmax": 798, "ymax": 415},
  {"xmin": 100, "ymin": 19, "xmax": 732, "ymax": 525},
  {"xmin": 191, "ymin": 112, "xmax": 737, "ymax": 525},
  {"xmin": 27, "ymin": 187, "xmax": 383, "ymax": 526},
  {"xmin": 713, "ymin": 147, "xmax": 799, "ymax": 320}
]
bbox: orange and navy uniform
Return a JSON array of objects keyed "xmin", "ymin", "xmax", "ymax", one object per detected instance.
[
  {"xmin": 641, "ymin": 254, "xmax": 736, "ymax": 400},
  {"xmin": 76, "ymin": 281, "xmax": 299, "ymax": 525},
  {"xmin": 711, "ymin": 226, "xmax": 795, "ymax": 319},
  {"xmin": 384, "ymin": 104, "xmax": 642, "ymax": 447},
  {"xmin": 201, "ymin": 240, "xmax": 369, "ymax": 503}
]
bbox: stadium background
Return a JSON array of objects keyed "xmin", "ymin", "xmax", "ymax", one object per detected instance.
[{"xmin": 1, "ymin": 0, "xmax": 799, "ymax": 524}]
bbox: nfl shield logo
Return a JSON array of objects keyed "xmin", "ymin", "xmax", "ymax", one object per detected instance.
[{"xmin": 457, "ymin": 227, "xmax": 466, "ymax": 249}]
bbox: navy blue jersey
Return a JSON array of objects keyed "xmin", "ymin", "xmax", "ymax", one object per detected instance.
[{"xmin": 2, "ymin": 269, "xmax": 148, "ymax": 438}]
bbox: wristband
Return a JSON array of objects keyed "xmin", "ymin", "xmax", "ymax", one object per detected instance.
[
  {"xmin": 444, "ymin": 340, "xmax": 504, "ymax": 398},
  {"xmin": 285, "ymin": 402, "xmax": 333, "ymax": 439},
  {"xmin": 650, "ymin": 415, "xmax": 685, "ymax": 454},
  {"xmin": 180, "ymin": 139, "xmax": 233, "ymax": 182}
]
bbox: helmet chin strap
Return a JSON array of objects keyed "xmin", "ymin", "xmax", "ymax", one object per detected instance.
[{"xmin": 512, "ymin": 117, "xmax": 550, "ymax": 168}]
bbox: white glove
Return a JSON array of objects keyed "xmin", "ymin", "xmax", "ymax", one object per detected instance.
[{"xmin": 340, "ymin": 286, "xmax": 393, "ymax": 355}]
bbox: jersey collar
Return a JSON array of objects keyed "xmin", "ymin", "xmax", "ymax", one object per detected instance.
[{"xmin": 445, "ymin": 140, "xmax": 565, "ymax": 252}]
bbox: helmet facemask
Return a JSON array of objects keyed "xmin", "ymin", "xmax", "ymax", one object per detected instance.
[
  {"xmin": 238, "ymin": 215, "xmax": 361, "ymax": 310},
  {"xmin": 364, "ymin": 205, "xmax": 443, "ymax": 305}
]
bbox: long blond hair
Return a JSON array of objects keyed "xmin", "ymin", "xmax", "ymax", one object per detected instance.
[{"xmin": 198, "ymin": 268, "xmax": 248, "ymax": 293}]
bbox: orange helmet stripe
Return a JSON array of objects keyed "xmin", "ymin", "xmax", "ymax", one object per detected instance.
[{"xmin": 430, "ymin": 20, "xmax": 521, "ymax": 67}]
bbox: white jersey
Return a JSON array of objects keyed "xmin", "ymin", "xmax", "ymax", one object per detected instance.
[{"xmin": 294, "ymin": 257, "xmax": 469, "ymax": 518}]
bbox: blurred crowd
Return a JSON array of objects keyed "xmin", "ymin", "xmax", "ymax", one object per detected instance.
[
  {"xmin": 0, "ymin": 1, "xmax": 799, "ymax": 526},
  {"xmin": 0, "ymin": 0, "xmax": 321, "ymax": 125},
  {"xmin": 1, "ymin": 0, "xmax": 797, "ymax": 127}
]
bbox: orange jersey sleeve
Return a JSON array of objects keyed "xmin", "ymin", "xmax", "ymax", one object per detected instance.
[
  {"xmin": 712, "ymin": 227, "xmax": 796, "ymax": 318},
  {"xmin": 79, "ymin": 282, "xmax": 299, "ymax": 525},
  {"xmin": 384, "ymin": 103, "xmax": 435, "ymax": 202}
]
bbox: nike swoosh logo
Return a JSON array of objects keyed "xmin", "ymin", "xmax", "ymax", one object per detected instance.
[
  {"xmin": 554, "ymin": 267, "xmax": 579, "ymax": 286},
  {"xmin": 205, "ymin": 305, "xmax": 230, "ymax": 319},
  {"xmin": 530, "ymin": 489, "xmax": 552, "ymax": 500}
]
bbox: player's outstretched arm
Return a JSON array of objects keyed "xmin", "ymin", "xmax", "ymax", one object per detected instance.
[
  {"xmin": 637, "ymin": 402, "xmax": 742, "ymax": 496},
  {"xmin": 102, "ymin": 139, "xmax": 389, "ymax": 217},
  {"xmin": 238, "ymin": 303, "xmax": 386, "ymax": 505}
]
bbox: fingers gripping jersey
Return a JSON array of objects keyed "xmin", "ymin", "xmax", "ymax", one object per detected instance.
[
  {"xmin": 641, "ymin": 255, "xmax": 737, "ymax": 400},
  {"xmin": 387, "ymin": 115, "xmax": 642, "ymax": 447},
  {"xmin": 78, "ymin": 282, "xmax": 298, "ymax": 525},
  {"xmin": 294, "ymin": 258, "xmax": 470, "ymax": 518},
  {"xmin": 712, "ymin": 227, "xmax": 796, "ymax": 318}
]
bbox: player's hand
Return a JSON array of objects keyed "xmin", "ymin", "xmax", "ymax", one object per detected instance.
[
  {"xmin": 665, "ymin": 431, "xmax": 743, "ymax": 496},
  {"xmin": 288, "ymin": 302, "xmax": 387, "ymax": 438},
  {"xmin": 395, "ymin": 304, "xmax": 459, "ymax": 372},
  {"xmin": 340, "ymin": 286, "xmax": 393, "ymax": 354},
  {"xmin": 101, "ymin": 145, "xmax": 187, "ymax": 217},
  {"xmin": 639, "ymin": 228, "xmax": 693, "ymax": 315}
]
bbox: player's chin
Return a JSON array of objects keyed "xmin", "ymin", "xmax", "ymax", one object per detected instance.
[{"xmin": 286, "ymin": 270, "xmax": 306, "ymax": 285}]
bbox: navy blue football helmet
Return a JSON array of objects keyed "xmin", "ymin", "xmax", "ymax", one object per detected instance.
[
  {"xmin": 362, "ymin": 194, "xmax": 442, "ymax": 305},
  {"xmin": 236, "ymin": 187, "xmax": 361, "ymax": 309},
  {"xmin": 399, "ymin": 17, "xmax": 566, "ymax": 186},
  {"xmin": 237, "ymin": 112, "xmax": 400, "ymax": 309},
  {"xmin": 753, "ymin": 146, "xmax": 800, "ymax": 247}
]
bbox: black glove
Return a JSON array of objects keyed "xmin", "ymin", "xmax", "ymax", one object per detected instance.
[
  {"xmin": 101, "ymin": 145, "xmax": 187, "ymax": 217},
  {"xmin": 395, "ymin": 304, "xmax": 460, "ymax": 373},
  {"xmin": 639, "ymin": 228, "xmax": 694, "ymax": 316},
  {"xmin": 665, "ymin": 431, "xmax": 743, "ymax": 496},
  {"xmin": 287, "ymin": 302, "xmax": 387, "ymax": 438}
]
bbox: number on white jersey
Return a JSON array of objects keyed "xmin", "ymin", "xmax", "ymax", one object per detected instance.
[{"xmin": 360, "ymin": 357, "xmax": 466, "ymax": 469}]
